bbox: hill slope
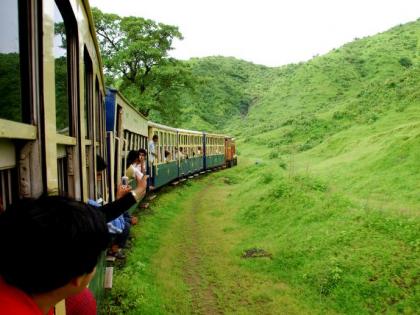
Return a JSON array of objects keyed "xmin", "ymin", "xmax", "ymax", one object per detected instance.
[
  {"xmin": 178, "ymin": 56, "xmax": 277, "ymax": 131},
  {"xmin": 221, "ymin": 19, "xmax": 420, "ymax": 209}
]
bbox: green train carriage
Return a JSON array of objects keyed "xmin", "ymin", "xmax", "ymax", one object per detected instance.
[
  {"xmin": 204, "ymin": 132, "xmax": 226, "ymax": 169},
  {"xmin": 148, "ymin": 121, "xmax": 180, "ymax": 188},
  {"xmin": 176, "ymin": 128, "xmax": 204, "ymax": 177},
  {"xmin": 105, "ymin": 88, "xmax": 148, "ymax": 198}
]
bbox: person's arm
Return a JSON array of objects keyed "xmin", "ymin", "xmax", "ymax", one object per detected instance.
[{"xmin": 100, "ymin": 175, "xmax": 148, "ymax": 222}]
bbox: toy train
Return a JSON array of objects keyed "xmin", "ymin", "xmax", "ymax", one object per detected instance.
[
  {"xmin": 0, "ymin": 0, "xmax": 235, "ymax": 312},
  {"xmin": 105, "ymin": 89, "xmax": 237, "ymax": 193}
]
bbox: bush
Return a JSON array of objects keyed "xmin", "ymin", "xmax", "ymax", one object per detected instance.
[
  {"xmin": 399, "ymin": 57, "xmax": 413, "ymax": 68},
  {"xmin": 260, "ymin": 173, "xmax": 273, "ymax": 184},
  {"xmin": 278, "ymin": 159, "xmax": 287, "ymax": 169}
]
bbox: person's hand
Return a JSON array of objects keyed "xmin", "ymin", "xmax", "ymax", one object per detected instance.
[
  {"xmin": 116, "ymin": 183, "xmax": 131, "ymax": 199},
  {"xmin": 131, "ymin": 216, "xmax": 138, "ymax": 225},
  {"xmin": 134, "ymin": 175, "xmax": 148, "ymax": 200}
]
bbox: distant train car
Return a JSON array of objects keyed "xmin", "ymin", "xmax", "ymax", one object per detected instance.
[
  {"xmin": 225, "ymin": 137, "xmax": 237, "ymax": 167},
  {"xmin": 177, "ymin": 128, "xmax": 204, "ymax": 176},
  {"xmin": 204, "ymin": 133, "xmax": 226, "ymax": 170},
  {"xmin": 0, "ymin": 0, "xmax": 108, "ymax": 312},
  {"xmin": 105, "ymin": 88, "xmax": 148, "ymax": 198},
  {"xmin": 148, "ymin": 121, "xmax": 179, "ymax": 188}
]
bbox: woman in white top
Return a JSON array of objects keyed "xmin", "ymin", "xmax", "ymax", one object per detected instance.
[{"xmin": 126, "ymin": 149, "xmax": 146, "ymax": 181}]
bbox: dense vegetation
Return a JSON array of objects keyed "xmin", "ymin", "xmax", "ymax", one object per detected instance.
[
  {"xmin": 0, "ymin": 53, "xmax": 22, "ymax": 122},
  {"xmin": 177, "ymin": 56, "xmax": 276, "ymax": 131},
  {"xmin": 104, "ymin": 19, "xmax": 420, "ymax": 314}
]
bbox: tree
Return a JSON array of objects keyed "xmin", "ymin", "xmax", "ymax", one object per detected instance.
[{"xmin": 92, "ymin": 8, "xmax": 192, "ymax": 121}]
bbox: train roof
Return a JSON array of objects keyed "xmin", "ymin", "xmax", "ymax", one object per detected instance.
[
  {"xmin": 176, "ymin": 127, "xmax": 202, "ymax": 135},
  {"xmin": 107, "ymin": 88, "xmax": 149, "ymax": 121},
  {"xmin": 148, "ymin": 121, "xmax": 178, "ymax": 132},
  {"xmin": 204, "ymin": 132, "xmax": 230, "ymax": 138},
  {"xmin": 83, "ymin": 0, "xmax": 105, "ymax": 92}
]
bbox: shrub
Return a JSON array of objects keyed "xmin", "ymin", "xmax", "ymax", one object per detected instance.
[
  {"xmin": 260, "ymin": 173, "xmax": 273, "ymax": 184},
  {"xmin": 278, "ymin": 159, "xmax": 287, "ymax": 169},
  {"xmin": 399, "ymin": 57, "xmax": 413, "ymax": 68}
]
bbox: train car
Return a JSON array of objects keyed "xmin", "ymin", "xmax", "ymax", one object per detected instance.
[
  {"xmin": 177, "ymin": 128, "xmax": 204, "ymax": 177},
  {"xmin": 225, "ymin": 137, "xmax": 237, "ymax": 167},
  {"xmin": 105, "ymin": 88, "xmax": 148, "ymax": 198},
  {"xmin": 204, "ymin": 132, "xmax": 226, "ymax": 170},
  {"xmin": 148, "ymin": 121, "xmax": 179, "ymax": 188},
  {"xmin": 0, "ymin": 0, "xmax": 108, "ymax": 312}
]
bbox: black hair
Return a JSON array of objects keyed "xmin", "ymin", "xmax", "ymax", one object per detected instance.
[
  {"xmin": 138, "ymin": 148, "xmax": 147, "ymax": 156},
  {"xmin": 126, "ymin": 150, "xmax": 138, "ymax": 166},
  {"xmin": 152, "ymin": 135, "xmax": 158, "ymax": 141},
  {"xmin": 96, "ymin": 155, "xmax": 107, "ymax": 172},
  {"xmin": 164, "ymin": 150, "xmax": 170, "ymax": 157},
  {"xmin": 0, "ymin": 195, "xmax": 109, "ymax": 294}
]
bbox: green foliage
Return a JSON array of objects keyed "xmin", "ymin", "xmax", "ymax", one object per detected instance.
[
  {"xmin": 268, "ymin": 150, "xmax": 279, "ymax": 159},
  {"xmin": 399, "ymin": 57, "xmax": 413, "ymax": 68},
  {"xmin": 92, "ymin": 7, "xmax": 191, "ymax": 123},
  {"xmin": 0, "ymin": 53, "xmax": 22, "ymax": 122},
  {"xmin": 55, "ymin": 56, "xmax": 69, "ymax": 133},
  {"xmin": 176, "ymin": 56, "xmax": 278, "ymax": 131}
]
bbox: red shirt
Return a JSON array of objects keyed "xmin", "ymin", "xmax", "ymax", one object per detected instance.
[
  {"xmin": 65, "ymin": 288, "xmax": 96, "ymax": 315},
  {"xmin": 0, "ymin": 277, "xmax": 54, "ymax": 315}
]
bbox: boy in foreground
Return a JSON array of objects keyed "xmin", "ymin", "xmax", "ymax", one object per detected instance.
[{"xmin": 0, "ymin": 175, "xmax": 147, "ymax": 315}]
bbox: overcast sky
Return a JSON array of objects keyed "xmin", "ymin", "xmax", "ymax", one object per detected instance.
[{"xmin": 89, "ymin": 0, "xmax": 420, "ymax": 67}]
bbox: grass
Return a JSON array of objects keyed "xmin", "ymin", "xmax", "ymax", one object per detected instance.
[{"xmin": 104, "ymin": 158, "xmax": 419, "ymax": 314}]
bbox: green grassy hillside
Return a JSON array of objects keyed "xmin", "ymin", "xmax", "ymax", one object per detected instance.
[
  {"xmin": 177, "ymin": 19, "xmax": 420, "ymax": 209},
  {"xmin": 178, "ymin": 56, "xmax": 277, "ymax": 131},
  {"xmin": 222, "ymin": 19, "xmax": 420, "ymax": 210}
]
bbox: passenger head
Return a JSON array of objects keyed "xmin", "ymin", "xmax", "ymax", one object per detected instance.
[
  {"xmin": 96, "ymin": 155, "xmax": 107, "ymax": 172},
  {"xmin": 152, "ymin": 135, "xmax": 158, "ymax": 143},
  {"xmin": 0, "ymin": 196, "xmax": 109, "ymax": 295},
  {"xmin": 138, "ymin": 148, "xmax": 147, "ymax": 161},
  {"xmin": 164, "ymin": 150, "xmax": 170, "ymax": 158},
  {"xmin": 127, "ymin": 150, "xmax": 139, "ymax": 166}
]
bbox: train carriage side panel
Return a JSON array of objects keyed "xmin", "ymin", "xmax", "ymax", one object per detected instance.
[
  {"xmin": 224, "ymin": 137, "xmax": 237, "ymax": 168},
  {"xmin": 148, "ymin": 122, "xmax": 179, "ymax": 188},
  {"xmin": 108, "ymin": 90, "xmax": 149, "ymax": 192},
  {"xmin": 177, "ymin": 128, "xmax": 204, "ymax": 176},
  {"xmin": 204, "ymin": 133, "xmax": 225, "ymax": 169}
]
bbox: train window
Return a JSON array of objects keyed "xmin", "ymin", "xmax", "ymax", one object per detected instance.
[
  {"xmin": 116, "ymin": 105, "xmax": 122, "ymax": 137},
  {"xmin": 54, "ymin": 2, "xmax": 70, "ymax": 135},
  {"xmin": 173, "ymin": 134, "xmax": 176, "ymax": 157},
  {"xmin": 84, "ymin": 47, "xmax": 93, "ymax": 139},
  {"xmin": 0, "ymin": 168, "xmax": 18, "ymax": 212},
  {"xmin": 57, "ymin": 158, "xmax": 68, "ymax": 195},
  {"xmin": 0, "ymin": 139, "xmax": 18, "ymax": 211},
  {"xmin": 95, "ymin": 79, "xmax": 101, "ymax": 142},
  {"xmin": 159, "ymin": 131, "xmax": 163, "ymax": 162},
  {"xmin": 0, "ymin": 0, "xmax": 26, "ymax": 123},
  {"xmin": 56, "ymin": 144, "xmax": 68, "ymax": 196}
]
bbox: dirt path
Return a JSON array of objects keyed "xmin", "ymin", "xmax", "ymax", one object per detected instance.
[
  {"xmin": 183, "ymin": 185, "xmax": 221, "ymax": 315},
  {"xmin": 150, "ymin": 177, "xmax": 312, "ymax": 315}
]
